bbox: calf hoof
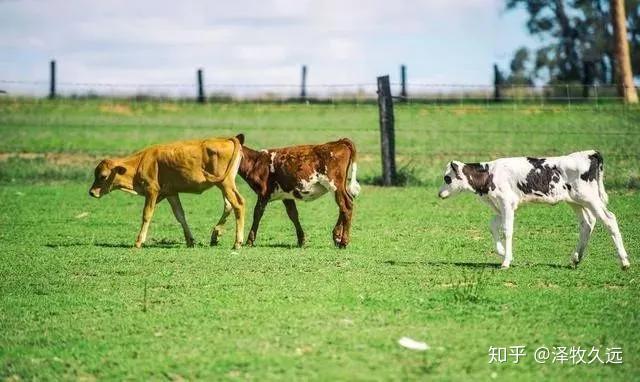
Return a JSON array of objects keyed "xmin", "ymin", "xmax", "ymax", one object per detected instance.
[
  {"xmin": 297, "ymin": 240, "xmax": 305, "ymax": 248},
  {"xmin": 210, "ymin": 232, "xmax": 221, "ymax": 246},
  {"xmin": 233, "ymin": 242, "xmax": 242, "ymax": 250},
  {"xmin": 621, "ymin": 261, "xmax": 631, "ymax": 271},
  {"xmin": 500, "ymin": 264, "xmax": 510, "ymax": 270},
  {"xmin": 245, "ymin": 240, "xmax": 255, "ymax": 247},
  {"xmin": 134, "ymin": 242, "xmax": 143, "ymax": 249},
  {"xmin": 186, "ymin": 241, "xmax": 195, "ymax": 248},
  {"xmin": 336, "ymin": 240, "xmax": 348, "ymax": 249},
  {"xmin": 570, "ymin": 253, "xmax": 581, "ymax": 268}
]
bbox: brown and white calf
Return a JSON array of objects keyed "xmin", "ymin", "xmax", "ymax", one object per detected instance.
[
  {"xmin": 438, "ymin": 150, "xmax": 630, "ymax": 269},
  {"xmin": 212, "ymin": 138, "xmax": 360, "ymax": 248},
  {"xmin": 89, "ymin": 135, "xmax": 245, "ymax": 249}
]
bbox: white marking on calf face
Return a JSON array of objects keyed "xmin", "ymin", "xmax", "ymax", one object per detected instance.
[{"xmin": 438, "ymin": 161, "xmax": 468, "ymax": 199}]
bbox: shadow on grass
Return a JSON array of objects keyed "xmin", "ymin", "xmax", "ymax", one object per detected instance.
[
  {"xmin": 383, "ymin": 259, "xmax": 568, "ymax": 269},
  {"xmin": 258, "ymin": 243, "xmax": 302, "ymax": 249},
  {"xmin": 95, "ymin": 241, "xmax": 185, "ymax": 249},
  {"xmin": 45, "ymin": 240, "xmax": 185, "ymax": 249}
]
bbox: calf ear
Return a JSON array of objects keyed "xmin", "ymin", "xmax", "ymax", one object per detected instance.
[
  {"xmin": 235, "ymin": 134, "xmax": 245, "ymax": 145},
  {"xmin": 450, "ymin": 161, "xmax": 459, "ymax": 174},
  {"xmin": 115, "ymin": 166, "xmax": 127, "ymax": 175}
]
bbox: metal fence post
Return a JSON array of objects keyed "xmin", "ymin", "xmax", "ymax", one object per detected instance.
[
  {"xmin": 49, "ymin": 60, "xmax": 56, "ymax": 99},
  {"xmin": 400, "ymin": 64, "xmax": 407, "ymax": 102},
  {"xmin": 300, "ymin": 65, "xmax": 307, "ymax": 101},
  {"xmin": 197, "ymin": 69, "xmax": 205, "ymax": 103}
]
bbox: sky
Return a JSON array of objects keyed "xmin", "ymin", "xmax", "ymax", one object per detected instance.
[{"xmin": 0, "ymin": 0, "xmax": 538, "ymax": 96}]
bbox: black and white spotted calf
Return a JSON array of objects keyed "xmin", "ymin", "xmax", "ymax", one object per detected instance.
[{"xmin": 438, "ymin": 150, "xmax": 630, "ymax": 269}]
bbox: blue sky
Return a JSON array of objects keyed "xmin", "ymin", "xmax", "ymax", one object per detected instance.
[{"xmin": 0, "ymin": 0, "xmax": 538, "ymax": 95}]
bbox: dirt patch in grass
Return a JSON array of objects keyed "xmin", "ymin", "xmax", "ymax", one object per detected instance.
[
  {"xmin": 99, "ymin": 103, "xmax": 134, "ymax": 115},
  {"xmin": 0, "ymin": 152, "xmax": 99, "ymax": 166}
]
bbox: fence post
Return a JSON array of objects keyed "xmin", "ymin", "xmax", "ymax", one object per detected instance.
[
  {"xmin": 197, "ymin": 68, "xmax": 205, "ymax": 103},
  {"xmin": 300, "ymin": 65, "xmax": 307, "ymax": 101},
  {"xmin": 49, "ymin": 60, "xmax": 56, "ymax": 99},
  {"xmin": 566, "ymin": 84, "xmax": 571, "ymax": 108},
  {"xmin": 400, "ymin": 64, "xmax": 407, "ymax": 101},
  {"xmin": 377, "ymin": 75, "xmax": 396, "ymax": 186},
  {"xmin": 582, "ymin": 60, "xmax": 594, "ymax": 98},
  {"xmin": 493, "ymin": 64, "xmax": 502, "ymax": 102}
]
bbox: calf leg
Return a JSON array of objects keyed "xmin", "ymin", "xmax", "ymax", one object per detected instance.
[
  {"xmin": 167, "ymin": 195, "xmax": 195, "ymax": 247},
  {"xmin": 210, "ymin": 196, "xmax": 232, "ymax": 246},
  {"xmin": 584, "ymin": 200, "xmax": 630, "ymax": 269},
  {"xmin": 246, "ymin": 197, "xmax": 268, "ymax": 246},
  {"xmin": 135, "ymin": 191, "xmax": 158, "ymax": 248},
  {"xmin": 283, "ymin": 200, "xmax": 305, "ymax": 247},
  {"xmin": 499, "ymin": 205, "xmax": 515, "ymax": 268},
  {"xmin": 332, "ymin": 216, "xmax": 343, "ymax": 247},
  {"xmin": 222, "ymin": 184, "xmax": 245, "ymax": 250},
  {"xmin": 570, "ymin": 204, "xmax": 595, "ymax": 267},
  {"xmin": 333, "ymin": 190, "xmax": 353, "ymax": 248},
  {"xmin": 489, "ymin": 215, "xmax": 505, "ymax": 258}
]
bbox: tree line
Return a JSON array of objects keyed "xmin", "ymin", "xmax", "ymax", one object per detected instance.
[{"xmin": 502, "ymin": 0, "xmax": 638, "ymax": 102}]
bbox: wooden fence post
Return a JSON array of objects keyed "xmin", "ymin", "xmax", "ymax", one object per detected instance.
[
  {"xmin": 49, "ymin": 60, "xmax": 56, "ymax": 99},
  {"xmin": 377, "ymin": 75, "xmax": 396, "ymax": 186},
  {"xmin": 400, "ymin": 64, "xmax": 407, "ymax": 101},
  {"xmin": 197, "ymin": 68, "xmax": 205, "ymax": 103},
  {"xmin": 300, "ymin": 65, "xmax": 307, "ymax": 101}
]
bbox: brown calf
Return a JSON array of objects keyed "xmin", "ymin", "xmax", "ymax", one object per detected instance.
[
  {"xmin": 212, "ymin": 138, "xmax": 360, "ymax": 248},
  {"xmin": 89, "ymin": 135, "xmax": 245, "ymax": 249}
]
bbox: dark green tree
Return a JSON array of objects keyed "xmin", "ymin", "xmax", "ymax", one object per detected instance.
[{"xmin": 505, "ymin": 0, "xmax": 640, "ymax": 84}]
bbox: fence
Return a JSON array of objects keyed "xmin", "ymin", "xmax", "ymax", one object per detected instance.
[
  {"xmin": 0, "ymin": 61, "xmax": 637, "ymax": 104},
  {"xmin": 2, "ymin": 79, "xmax": 634, "ymax": 105}
]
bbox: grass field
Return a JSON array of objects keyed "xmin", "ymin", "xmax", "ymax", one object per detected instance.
[{"xmin": 1, "ymin": 99, "xmax": 639, "ymax": 380}]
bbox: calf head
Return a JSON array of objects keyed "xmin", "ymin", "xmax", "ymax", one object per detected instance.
[
  {"xmin": 89, "ymin": 159, "xmax": 128, "ymax": 198},
  {"xmin": 438, "ymin": 161, "xmax": 468, "ymax": 199}
]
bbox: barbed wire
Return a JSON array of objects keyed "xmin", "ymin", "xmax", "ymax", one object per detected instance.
[{"xmin": 1, "ymin": 78, "xmax": 636, "ymax": 89}]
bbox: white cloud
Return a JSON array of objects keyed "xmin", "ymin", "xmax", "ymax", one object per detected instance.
[{"xmin": 0, "ymin": 0, "xmax": 534, "ymax": 96}]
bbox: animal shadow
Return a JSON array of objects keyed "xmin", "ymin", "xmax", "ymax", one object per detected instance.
[
  {"xmin": 383, "ymin": 259, "xmax": 568, "ymax": 270},
  {"xmin": 260, "ymin": 242, "xmax": 302, "ymax": 249}
]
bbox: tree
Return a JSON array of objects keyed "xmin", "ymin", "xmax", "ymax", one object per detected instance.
[
  {"xmin": 505, "ymin": 0, "xmax": 640, "ymax": 88},
  {"xmin": 507, "ymin": 47, "xmax": 535, "ymax": 84},
  {"xmin": 611, "ymin": 0, "xmax": 639, "ymax": 102}
]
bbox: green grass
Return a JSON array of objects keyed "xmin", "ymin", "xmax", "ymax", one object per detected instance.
[
  {"xmin": 1, "ymin": 99, "xmax": 639, "ymax": 380},
  {"xmin": 1, "ymin": 99, "xmax": 639, "ymax": 187}
]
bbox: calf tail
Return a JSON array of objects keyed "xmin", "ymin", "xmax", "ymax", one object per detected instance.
[
  {"xmin": 596, "ymin": 151, "xmax": 609, "ymax": 205},
  {"xmin": 341, "ymin": 138, "xmax": 361, "ymax": 198},
  {"xmin": 203, "ymin": 136, "xmax": 242, "ymax": 183}
]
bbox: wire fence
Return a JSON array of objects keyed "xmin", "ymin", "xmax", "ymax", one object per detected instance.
[{"xmin": 0, "ymin": 78, "xmax": 636, "ymax": 105}]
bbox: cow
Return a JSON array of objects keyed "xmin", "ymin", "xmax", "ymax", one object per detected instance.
[
  {"xmin": 211, "ymin": 138, "xmax": 360, "ymax": 248},
  {"xmin": 89, "ymin": 135, "xmax": 245, "ymax": 249},
  {"xmin": 437, "ymin": 150, "xmax": 630, "ymax": 270}
]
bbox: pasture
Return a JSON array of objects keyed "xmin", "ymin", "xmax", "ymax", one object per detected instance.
[{"xmin": 1, "ymin": 99, "xmax": 639, "ymax": 380}]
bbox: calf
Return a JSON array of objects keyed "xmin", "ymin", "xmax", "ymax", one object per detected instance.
[
  {"xmin": 438, "ymin": 150, "xmax": 630, "ymax": 269},
  {"xmin": 89, "ymin": 135, "xmax": 245, "ymax": 249},
  {"xmin": 212, "ymin": 138, "xmax": 360, "ymax": 248}
]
